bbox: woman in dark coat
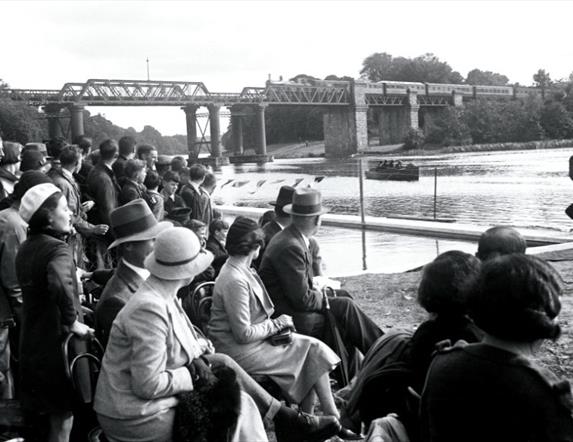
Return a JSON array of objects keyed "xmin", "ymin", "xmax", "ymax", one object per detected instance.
[{"xmin": 16, "ymin": 183, "xmax": 94, "ymax": 442}]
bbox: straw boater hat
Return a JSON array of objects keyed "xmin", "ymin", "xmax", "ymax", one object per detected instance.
[
  {"xmin": 145, "ymin": 227, "xmax": 214, "ymax": 280},
  {"xmin": 108, "ymin": 199, "xmax": 172, "ymax": 249},
  {"xmin": 19, "ymin": 183, "xmax": 61, "ymax": 223},
  {"xmin": 283, "ymin": 188, "xmax": 328, "ymax": 217}
]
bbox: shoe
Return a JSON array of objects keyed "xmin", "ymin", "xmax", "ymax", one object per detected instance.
[
  {"xmin": 338, "ymin": 426, "xmax": 363, "ymax": 440},
  {"xmin": 295, "ymin": 412, "xmax": 341, "ymax": 441}
]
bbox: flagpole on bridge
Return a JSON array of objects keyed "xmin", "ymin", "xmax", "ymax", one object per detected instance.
[{"xmin": 146, "ymin": 58, "xmax": 150, "ymax": 81}]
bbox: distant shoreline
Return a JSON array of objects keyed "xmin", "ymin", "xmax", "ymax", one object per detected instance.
[{"xmin": 265, "ymin": 139, "xmax": 573, "ymax": 159}]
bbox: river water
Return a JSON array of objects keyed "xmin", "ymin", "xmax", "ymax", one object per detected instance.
[{"xmin": 210, "ymin": 147, "xmax": 573, "ymax": 276}]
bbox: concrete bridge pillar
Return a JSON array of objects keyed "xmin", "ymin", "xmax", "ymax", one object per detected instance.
[
  {"xmin": 255, "ymin": 104, "xmax": 267, "ymax": 155},
  {"xmin": 208, "ymin": 104, "xmax": 222, "ymax": 158},
  {"xmin": 183, "ymin": 105, "xmax": 199, "ymax": 162},
  {"xmin": 231, "ymin": 107, "xmax": 244, "ymax": 155},
  {"xmin": 69, "ymin": 104, "xmax": 85, "ymax": 141},
  {"xmin": 43, "ymin": 104, "xmax": 65, "ymax": 141},
  {"xmin": 377, "ymin": 92, "xmax": 420, "ymax": 145},
  {"xmin": 323, "ymin": 80, "xmax": 368, "ymax": 157},
  {"xmin": 452, "ymin": 90, "xmax": 464, "ymax": 108}
]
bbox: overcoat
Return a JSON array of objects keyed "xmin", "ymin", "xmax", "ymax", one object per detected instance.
[{"xmin": 16, "ymin": 232, "xmax": 84, "ymax": 413}]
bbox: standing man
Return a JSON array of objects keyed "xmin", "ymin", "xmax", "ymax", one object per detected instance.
[
  {"xmin": 95, "ymin": 199, "xmax": 170, "ymax": 347},
  {"xmin": 160, "ymin": 170, "xmax": 184, "ymax": 217},
  {"xmin": 180, "ymin": 163, "xmax": 212, "ymax": 227},
  {"xmin": 136, "ymin": 143, "xmax": 158, "ymax": 172},
  {"xmin": 87, "ymin": 139, "xmax": 121, "ymax": 268},
  {"xmin": 113, "ymin": 135, "xmax": 137, "ymax": 185},
  {"xmin": 259, "ymin": 189, "xmax": 383, "ymax": 364}
]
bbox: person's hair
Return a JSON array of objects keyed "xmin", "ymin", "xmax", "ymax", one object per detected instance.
[
  {"xmin": 136, "ymin": 144, "xmax": 155, "ymax": 159},
  {"xmin": 226, "ymin": 217, "xmax": 265, "ymax": 257},
  {"xmin": 171, "ymin": 156, "xmax": 186, "ymax": 173},
  {"xmin": 209, "ymin": 219, "xmax": 229, "ymax": 237},
  {"xmin": 259, "ymin": 210, "xmax": 276, "ymax": 227},
  {"xmin": 418, "ymin": 251, "xmax": 481, "ymax": 316},
  {"xmin": 99, "ymin": 139, "xmax": 118, "ymax": 161},
  {"xmin": 179, "ymin": 167, "xmax": 190, "ymax": 181},
  {"xmin": 162, "ymin": 170, "xmax": 180, "ymax": 184},
  {"xmin": 189, "ymin": 163, "xmax": 206, "ymax": 182},
  {"xmin": 186, "ymin": 219, "xmax": 206, "ymax": 235},
  {"xmin": 124, "ymin": 159, "xmax": 146, "ymax": 180},
  {"xmin": 476, "ymin": 226, "xmax": 526, "ymax": 261},
  {"xmin": 72, "ymin": 136, "xmax": 92, "ymax": 155},
  {"xmin": 202, "ymin": 172, "xmax": 216, "ymax": 189},
  {"xmin": 59, "ymin": 146, "xmax": 82, "ymax": 168},
  {"xmin": 28, "ymin": 192, "xmax": 64, "ymax": 234},
  {"xmin": 470, "ymin": 254, "xmax": 562, "ymax": 342},
  {"xmin": 144, "ymin": 170, "xmax": 161, "ymax": 190},
  {"xmin": 47, "ymin": 137, "xmax": 69, "ymax": 160},
  {"xmin": 118, "ymin": 136, "xmax": 137, "ymax": 157}
]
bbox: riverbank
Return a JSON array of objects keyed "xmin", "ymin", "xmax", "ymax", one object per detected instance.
[
  {"xmin": 340, "ymin": 245, "xmax": 573, "ymax": 384},
  {"xmin": 267, "ymin": 138, "xmax": 573, "ymax": 159}
]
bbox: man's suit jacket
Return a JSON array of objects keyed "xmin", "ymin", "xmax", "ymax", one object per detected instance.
[
  {"xmin": 118, "ymin": 180, "xmax": 144, "ymax": 206},
  {"xmin": 95, "ymin": 260, "xmax": 144, "ymax": 347},
  {"xmin": 94, "ymin": 281, "xmax": 206, "ymax": 420},
  {"xmin": 87, "ymin": 163, "xmax": 120, "ymax": 226},
  {"xmin": 180, "ymin": 184, "xmax": 212, "ymax": 226},
  {"xmin": 258, "ymin": 224, "xmax": 323, "ymax": 316}
]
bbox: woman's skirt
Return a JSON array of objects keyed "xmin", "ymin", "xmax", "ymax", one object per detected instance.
[{"xmin": 234, "ymin": 333, "xmax": 340, "ymax": 404}]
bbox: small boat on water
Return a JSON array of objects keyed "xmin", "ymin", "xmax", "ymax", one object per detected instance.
[{"xmin": 365, "ymin": 160, "xmax": 419, "ymax": 181}]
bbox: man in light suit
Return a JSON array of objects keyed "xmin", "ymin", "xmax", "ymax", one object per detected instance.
[
  {"xmin": 259, "ymin": 189, "xmax": 383, "ymax": 366},
  {"xmin": 95, "ymin": 199, "xmax": 171, "ymax": 347}
]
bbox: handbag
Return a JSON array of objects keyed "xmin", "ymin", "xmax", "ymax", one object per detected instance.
[{"xmin": 268, "ymin": 328, "xmax": 293, "ymax": 346}]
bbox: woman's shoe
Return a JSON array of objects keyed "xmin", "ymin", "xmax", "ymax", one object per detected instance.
[{"xmin": 338, "ymin": 426, "xmax": 363, "ymax": 440}]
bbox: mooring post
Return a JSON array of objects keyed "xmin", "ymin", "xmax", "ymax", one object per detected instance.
[
  {"xmin": 358, "ymin": 158, "xmax": 366, "ymax": 225},
  {"xmin": 433, "ymin": 167, "xmax": 438, "ymax": 220}
]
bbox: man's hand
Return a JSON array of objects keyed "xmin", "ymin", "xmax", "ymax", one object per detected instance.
[
  {"xmin": 93, "ymin": 224, "xmax": 109, "ymax": 236},
  {"xmin": 81, "ymin": 201, "xmax": 95, "ymax": 212}
]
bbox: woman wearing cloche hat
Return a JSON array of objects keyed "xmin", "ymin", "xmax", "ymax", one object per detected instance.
[{"xmin": 15, "ymin": 183, "xmax": 94, "ymax": 441}]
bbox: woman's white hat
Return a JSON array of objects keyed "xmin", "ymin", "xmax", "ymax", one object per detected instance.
[
  {"xmin": 144, "ymin": 227, "xmax": 213, "ymax": 280},
  {"xmin": 19, "ymin": 183, "xmax": 61, "ymax": 223}
]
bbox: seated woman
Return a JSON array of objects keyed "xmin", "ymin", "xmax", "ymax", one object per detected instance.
[
  {"xmin": 347, "ymin": 251, "xmax": 482, "ymax": 433},
  {"xmin": 94, "ymin": 227, "xmax": 340, "ymax": 442},
  {"xmin": 208, "ymin": 217, "xmax": 358, "ymax": 439},
  {"xmin": 421, "ymin": 254, "xmax": 573, "ymax": 442}
]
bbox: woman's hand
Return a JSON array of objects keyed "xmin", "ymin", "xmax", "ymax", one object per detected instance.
[
  {"xmin": 274, "ymin": 314, "xmax": 294, "ymax": 331},
  {"xmin": 70, "ymin": 320, "xmax": 95, "ymax": 339},
  {"xmin": 189, "ymin": 357, "xmax": 216, "ymax": 387}
]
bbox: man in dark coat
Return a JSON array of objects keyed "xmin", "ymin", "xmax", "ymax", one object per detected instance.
[
  {"xmin": 259, "ymin": 189, "xmax": 383, "ymax": 362},
  {"xmin": 112, "ymin": 135, "xmax": 136, "ymax": 186},
  {"xmin": 86, "ymin": 139, "xmax": 121, "ymax": 268},
  {"xmin": 205, "ymin": 219, "xmax": 229, "ymax": 277},
  {"xmin": 180, "ymin": 164, "xmax": 212, "ymax": 226},
  {"xmin": 95, "ymin": 199, "xmax": 170, "ymax": 347}
]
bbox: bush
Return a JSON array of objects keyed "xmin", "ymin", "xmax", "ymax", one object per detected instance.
[
  {"xmin": 424, "ymin": 107, "xmax": 471, "ymax": 146},
  {"xmin": 402, "ymin": 128, "xmax": 425, "ymax": 150}
]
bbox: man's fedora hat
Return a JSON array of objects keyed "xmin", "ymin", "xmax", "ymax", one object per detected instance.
[
  {"xmin": 269, "ymin": 185, "xmax": 295, "ymax": 210},
  {"xmin": 283, "ymin": 188, "xmax": 328, "ymax": 217},
  {"xmin": 108, "ymin": 199, "xmax": 171, "ymax": 249},
  {"xmin": 145, "ymin": 227, "xmax": 214, "ymax": 280}
]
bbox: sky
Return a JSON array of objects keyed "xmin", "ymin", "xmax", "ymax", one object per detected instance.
[{"xmin": 2, "ymin": 0, "xmax": 573, "ymax": 136}]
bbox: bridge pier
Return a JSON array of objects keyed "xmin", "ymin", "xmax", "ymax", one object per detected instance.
[
  {"xmin": 208, "ymin": 104, "xmax": 222, "ymax": 158},
  {"xmin": 231, "ymin": 107, "xmax": 244, "ymax": 155},
  {"xmin": 377, "ymin": 91, "xmax": 419, "ymax": 145},
  {"xmin": 43, "ymin": 104, "xmax": 66, "ymax": 142},
  {"xmin": 255, "ymin": 104, "xmax": 267, "ymax": 155},
  {"xmin": 69, "ymin": 104, "xmax": 85, "ymax": 141},
  {"xmin": 183, "ymin": 105, "xmax": 199, "ymax": 163}
]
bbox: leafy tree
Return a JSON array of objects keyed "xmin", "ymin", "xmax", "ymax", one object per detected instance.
[
  {"xmin": 0, "ymin": 99, "xmax": 47, "ymax": 143},
  {"xmin": 359, "ymin": 52, "xmax": 394, "ymax": 82},
  {"xmin": 540, "ymin": 101, "xmax": 573, "ymax": 139},
  {"xmin": 423, "ymin": 107, "xmax": 471, "ymax": 146},
  {"xmin": 324, "ymin": 74, "xmax": 354, "ymax": 81},
  {"xmin": 466, "ymin": 69, "xmax": 509, "ymax": 85},
  {"xmin": 533, "ymin": 69, "xmax": 552, "ymax": 95}
]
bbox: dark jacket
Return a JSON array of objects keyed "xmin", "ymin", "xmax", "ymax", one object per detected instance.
[
  {"xmin": 421, "ymin": 342, "xmax": 573, "ymax": 442},
  {"xmin": 87, "ymin": 163, "xmax": 120, "ymax": 226},
  {"xmin": 258, "ymin": 224, "xmax": 323, "ymax": 315},
  {"xmin": 162, "ymin": 190, "xmax": 184, "ymax": 216},
  {"xmin": 206, "ymin": 236, "xmax": 228, "ymax": 277},
  {"xmin": 118, "ymin": 179, "xmax": 145, "ymax": 206},
  {"xmin": 16, "ymin": 232, "xmax": 83, "ymax": 413},
  {"xmin": 180, "ymin": 183, "xmax": 212, "ymax": 226},
  {"xmin": 112, "ymin": 155, "xmax": 129, "ymax": 185},
  {"xmin": 95, "ymin": 260, "xmax": 144, "ymax": 347}
]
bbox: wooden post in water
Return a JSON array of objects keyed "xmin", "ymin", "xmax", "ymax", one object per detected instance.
[
  {"xmin": 433, "ymin": 167, "xmax": 438, "ymax": 220},
  {"xmin": 358, "ymin": 158, "xmax": 367, "ymax": 270}
]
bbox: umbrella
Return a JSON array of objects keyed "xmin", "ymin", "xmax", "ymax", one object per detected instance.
[{"xmin": 322, "ymin": 287, "xmax": 351, "ymax": 387}]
